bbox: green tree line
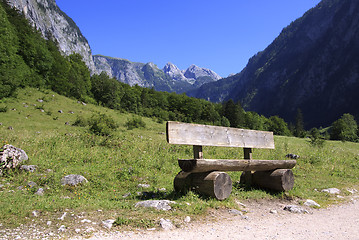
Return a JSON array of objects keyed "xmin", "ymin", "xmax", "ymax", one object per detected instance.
[{"xmin": 1, "ymin": 1, "xmax": 358, "ymax": 141}]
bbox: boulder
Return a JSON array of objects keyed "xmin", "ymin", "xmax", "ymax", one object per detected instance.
[
  {"xmin": 321, "ymin": 188, "xmax": 340, "ymax": 194},
  {"xmin": 160, "ymin": 218, "xmax": 174, "ymax": 230},
  {"xmin": 20, "ymin": 165, "xmax": 37, "ymax": 173},
  {"xmin": 0, "ymin": 145, "xmax": 28, "ymax": 175},
  {"xmin": 135, "ymin": 200, "xmax": 176, "ymax": 211},
  {"xmin": 304, "ymin": 199, "xmax": 320, "ymax": 207},
  {"xmin": 283, "ymin": 205, "xmax": 309, "ymax": 214},
  {"xmin": 61, "ymin": 174, "xmax": 88, "ymax": 186}
]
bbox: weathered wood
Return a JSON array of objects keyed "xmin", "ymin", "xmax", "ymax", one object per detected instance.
[
  {"xmin": 167, "ymin": 121, "xmax": 275, "ymax": 149},
  {"xmin": 241, "ymin": 169, "xmax": 295, "ymax": 191},
  {"xmin": 193, "ymin": 145, "xmax": 203, "ymax": 159},
  {"xmin": 243, "ymin": 148, "xmax": 253, "ymax": 187},
  {"xmin": 178, "ymin": 159, "xmax": 297, "ymax": 172},
  {"xmin": 173, "ymin": 171, "xmax": 232, "ymax": 200},
  {"xmin": 173, "ymin": 171, "xmax": 192, "ymax": 193}
]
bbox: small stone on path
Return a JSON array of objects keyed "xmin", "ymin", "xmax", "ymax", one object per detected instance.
[{"xmin": 321, "ymin": 188, "xmax": 340, "ymax": 194}]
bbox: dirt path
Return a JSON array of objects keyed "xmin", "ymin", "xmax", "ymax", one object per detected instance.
[{"xmin": 85, "ymin": 196, "xmax": 359, "ymax": 240}]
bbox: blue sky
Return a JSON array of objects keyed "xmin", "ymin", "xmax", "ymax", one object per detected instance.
[{"xmin": 56, "ymin": 0, "xmax": 321, "ymax": 77}]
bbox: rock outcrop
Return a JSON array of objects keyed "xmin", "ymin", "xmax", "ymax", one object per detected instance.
[{"xmin": 7, "ymin": 0, "xmax": 95, "ymax": 72}]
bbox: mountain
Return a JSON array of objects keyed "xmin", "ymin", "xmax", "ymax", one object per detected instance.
[
  {"xmin": 189, "ymin": 0, "xmax": 359, "ymax": 128},
  {"xmin": 7, "ymin": 0, "xmax": 95, "ymax": 72},
  {"xmin": 7, "ymin": 0, "xmax": 221, "ymax": 93},
  {"xmin": 93, "ymin": 55, "xmax": 221, "ymax": 93}
]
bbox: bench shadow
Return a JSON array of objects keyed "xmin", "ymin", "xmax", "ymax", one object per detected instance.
[{"xmin": 233, "ymin": 181, "xmax": 292, "ymax": 199}]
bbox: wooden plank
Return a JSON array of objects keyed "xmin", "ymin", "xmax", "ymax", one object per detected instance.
[
  {"xmin": 178, "ymin": 159, "xmax": 296, "ymax": 173},
  {"xmin": 167, "ymin": 121, "xmax": 275, "ymax": 149}
]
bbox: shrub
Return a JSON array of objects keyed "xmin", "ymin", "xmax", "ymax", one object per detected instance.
[
  {"xmin": 308, "ymin": 128, "xmax": 325, "ymax": 148},
  {"xmin": 330, "ymin": 113, "xmax": 358, "ymax": 142},
  {"xmin": 89, "ymin": 113, "xmax": 118, "ymax": 136},
  {"xmin": 0, "ymin": 105, "xmax": 7, "ymax": 113},
  {"xmin": 125, "ymin": 116, "xmax": 146, "ymax": 130},
  {"xmin": 72, "ymin": 115, "xmax": 89, "ymax": 127}
]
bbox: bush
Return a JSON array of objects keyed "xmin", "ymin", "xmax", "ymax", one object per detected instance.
[
  {"xmin": 308, "ymin": 128, "xmax": 325, "ymax": 148},
  {"xmin": 330, "ymin": 113, "xmax": 358, "ymax": 142},
  {"xmin": 88, "ymin": 113, "xmax": 118, "ymax": 136},
  {"xmin": 125, "ymin": 116, "xmax": 146, "ymax": 130},
  {"xmin": 0, "ymin": 105, "xmax": 7, "ymax": 113},
  {"xmin": 72, "ymin": 115, "xmax": 89, "ymax": 127}
]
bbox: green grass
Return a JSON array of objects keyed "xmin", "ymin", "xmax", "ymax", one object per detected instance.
[{"xmin": 1, "ymin": 87, "xmax": 359, "ymax": 230}]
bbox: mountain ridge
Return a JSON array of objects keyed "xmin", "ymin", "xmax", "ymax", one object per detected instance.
[
  {"xmin": 189, "ymin": 0, "xmax": 359, "ymax": 128},
  {"xmin": 93, "ymin": 55, "xmax": 221, "ymax": 93}
]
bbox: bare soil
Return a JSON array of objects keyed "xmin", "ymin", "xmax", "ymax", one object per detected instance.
[{"xmin": 84, "ymin": 196, "xmax": 359, "ymax": 240}]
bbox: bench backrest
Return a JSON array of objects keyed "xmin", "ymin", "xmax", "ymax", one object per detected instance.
[{"xmin": 166, "ymin": 121, "xmax": 274, "ymax": 149}]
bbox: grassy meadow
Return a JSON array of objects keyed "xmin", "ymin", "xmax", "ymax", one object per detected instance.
[{"xmin": 0, "ymin": 87, "xmax": 359, "ymax": 229}]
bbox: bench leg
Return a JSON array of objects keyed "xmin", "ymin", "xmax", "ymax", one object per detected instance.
[
  {"xmin": 241, "ymin": 169, "xmax": 294, "ymax": 191},
  {"xmin": 174, "ymin": 171, "xmax": 232, "ymax": 200}
]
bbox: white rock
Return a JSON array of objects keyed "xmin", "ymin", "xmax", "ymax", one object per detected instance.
[
  {"xmin": 304, "ymin": 199, "xmax": 321, "ymax": 207},
  {"xmin": 135, "ymin": 200, "xmax": 176, "ymax": 211},
  {"xmin": 102, "ymin": 219, "xmax": 115, "ymax": 229},
  {"xmin": 184, "ymin": 216, "xmax": 191, "ymax": 223},
  {"xmin": 269, "ymin": 209, "xmax": 278, "ymax": 214},
  {"xmin": 160, "ymin": 218, "xmax": 174, "ymax": 230},
  {"xmin": 47, "ymin": 221, "xmax": 52, "ymax": 226},
  {"xmin": 75, "ymin": 229, "xmax": 81, "ymax": 233},
  {"xmin": 58, "ymin": 225, "xmax": 66, "ymax": 232},
  {"xmin": 58, "ymin": 212, "xmax": 67, "ymax": 221},
  {"xmin": 32, "ymin": 211, "xmax": 39, "ymax": 217},
  {"xmin": 81, "ymin": 219, "xmax": 92, "ymax": 223},
  {"xmin": 283, "ymin": 205, "xmax": 309, "ymax": 214},
  {"xmin": 321, "ymin": 188, "xmax": 340, "ymax": 194}
]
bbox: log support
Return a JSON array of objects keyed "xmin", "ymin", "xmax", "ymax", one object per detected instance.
[
  {"xmin": 174, "ymin": 171, "xmax": 232, "ymax": 200},
  {"xmin": 241, "ymin": 169, "xmax": 294, "ymax": 191}
]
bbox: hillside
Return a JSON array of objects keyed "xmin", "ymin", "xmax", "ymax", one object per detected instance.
[
  {"xmin": 189, "ymin": 0, "xmax": 359, "ymax": 128},
  {"xmin": 1, "ymin": 87, "xmax": 359, "ymax": 237}
]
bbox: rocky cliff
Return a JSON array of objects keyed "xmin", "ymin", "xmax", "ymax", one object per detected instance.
[
  {"xmin": 94, "ymin": 55, "xmax": 221, "ymax": 93},
  {"xmin": 7, "ymin": 0, "xmax": 95, "ymax": 72},
  {"xmin": 190, "ymin": 0, "xmax": 359, "ymax": 128}
]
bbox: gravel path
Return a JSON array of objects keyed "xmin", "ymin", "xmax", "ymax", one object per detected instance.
[{"xmin": 85, "ymin": 196, "xmax": 359, "ymax": 240}]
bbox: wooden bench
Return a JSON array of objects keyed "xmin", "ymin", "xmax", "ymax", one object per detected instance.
[{"xmin": 166, "ymin": 121, "xmax": 296, "ymax": 200}]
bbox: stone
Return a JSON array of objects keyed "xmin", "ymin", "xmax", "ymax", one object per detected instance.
[
  {"xmin": 58, "ymin": 225, "xmax": 66, "ymax": 232},
  {"xmin": 135, "ymin": 200, "xmax": 176, "ymax": 211},
  {"xmin": 81, "ymin": 219, "xmax": 92, "ymax": 223},
  {"xmin": 32, "ymin": 211, "xmax": 40, "ymax": 217},
  {"xmin": 47, "ymin": 221, "xmax": 52, "ymax": 226},
  {"xmin": 160, "ymin": 218, "xmax": 174, "ymax": 230},
  {"xmin": 184, "ymin": 216, "xmax": 191, "ymax": 223},
  {"xmin": 229, "ymin": 209, "xmax": 243, "ymax": 216},
  {"xmin": 102, "ymin": 219, "xmax": 115, "ymax": 229},
  {"xmin": 269, "ymin": 209, "xmax": 278, "ymax": 214},
  {"xmin": 304, "ymin": 199, "xmax": 320, "ymax": 207},
  {"xmin": 137, "ymin": 184, "xmax": 150, "ymax": 188},
  {"xmin": 321, "ymin": 188, "xmax": 341, "ymax": 194},
  {"xmin": 27, "ymin": 181, "xmax": 37, "ymax": 188},
  {"xmin": 35, "ymin": 188, "xmax": 44, "ymax": 196},
  {"xmin": 58, "ymin": 212, "xmax": 67, "ymax": 221},
  {"xmin": 20, "ymin": 165, "xmax": 37, "ymax": 173},
  {"xmin": 58, "ymin": 110, "xmax": 63, "ymax": 113},
  {"xmin": 283, "ymin": 205, "xmax": 309, "ymax": 214},
  {"xmin": 61, "ymin": 174, "xmax": 88, "ymax": 186},
  {"xmin": 0, "ymin": 145, "xmax": 28, "ymax": 175}
]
